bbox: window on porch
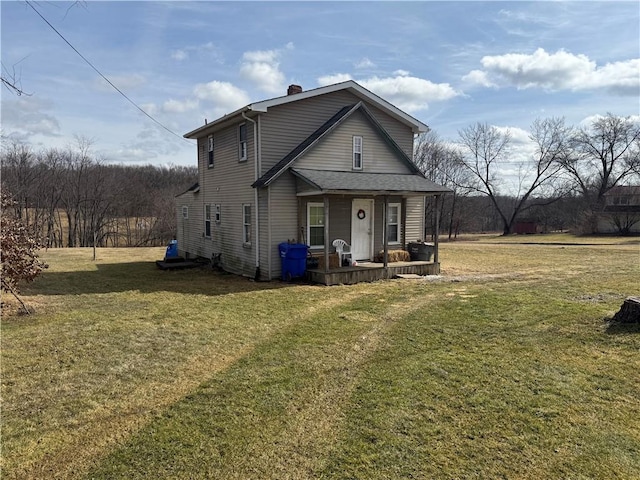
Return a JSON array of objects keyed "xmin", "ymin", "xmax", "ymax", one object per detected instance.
[
  {"xmin": 387, "ymin": 203, "xmax": 401, "ymax": 244},
  {"xmin": 307, "ymin": 203, "xmax": 325, "ymax": 247}
]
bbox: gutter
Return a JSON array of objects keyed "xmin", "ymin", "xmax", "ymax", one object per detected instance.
[{"xmin": 242, "ymin": 111, "xmax": 260, "ymax": 279}]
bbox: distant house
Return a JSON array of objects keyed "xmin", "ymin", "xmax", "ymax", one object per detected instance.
[
  {"xmin": 597, "ymin": 186, "xmax": 640, "ymax": 234},
  {"xmin": 176, "ymin": 81, "xmax": 450, "ymax": 283},
  {"xmin": 513, "ymin": 220, "xmax": 539, "ymax": 234}
]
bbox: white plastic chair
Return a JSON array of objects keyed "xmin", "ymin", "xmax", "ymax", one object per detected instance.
[{"xmin": 332, "ymin": 239, "xmax": 353, "ymax": 267}]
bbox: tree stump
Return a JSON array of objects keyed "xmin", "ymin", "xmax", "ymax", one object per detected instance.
[{"xmin": 612, "ymin": 297, "xmax": 640, "ymax": 323}]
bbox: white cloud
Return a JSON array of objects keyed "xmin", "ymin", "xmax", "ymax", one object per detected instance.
[
  {"xmin": 162, "ymin": 98, "xmax": 198, "ymax": 113},
  {"xmin": 462, "ymin": 69, "xmax": 496, "ymax": 88},
  {"xmin": 1, "ymin": 96, "xmax": 60, "ymax": 138},
  {"xmin": 317, "ymin": 73, "xmax": 353, "ymax": 85},
  {"xmin": 317, "ymin": 73, "xmax": 459, "ymax": 112},
  {"xmin": 358, "ymin": 75, "xmax": 460, "ymax": 113},
  {"xmin": 193, "ymin": 80, "xmax": 250, "ymax": 112},
  {"xmin": 355, "ymin": 57, "xmax": 375, "ymax": 69},
  {"xmin": 467, "ymin": 48, "xmax": 639, "ymax": 95},
  {"xmin": 170, "ymin": 42, "xmax": 221, "ymax": 63},
  {"xmin": 171, "ymin": 49, "xmax": 188, "ymax": 61},
  {"xmin": 239, "ymin": 45, "xmax": 292, "ymax": 94}
]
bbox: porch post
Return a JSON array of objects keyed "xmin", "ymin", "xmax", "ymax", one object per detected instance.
[
  {"xmin": 323, "ymin": 195, "xmax": 330, "ymax": 273},
  {"xmin": 383, "ymin": 195, "xmax": 389, "ymax": 269},
  {"xmin": 433, "ymin": 194, "xmax": 440, "ymax": 268}
]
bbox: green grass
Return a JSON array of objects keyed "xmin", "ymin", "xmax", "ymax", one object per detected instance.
[{"xmin": 2, "ymin": 242, "xmax": 638, "ymax": 479}]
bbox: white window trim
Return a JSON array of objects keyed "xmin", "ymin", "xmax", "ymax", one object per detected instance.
[
  {"xmin": 387, "ymin": 202, "xmax": 401, "ymax": 244},
  {"xmin": 182, "ymin": 206, "xmax": 189, "ymax": 219},
  {"xmin": 307, "ymin": 202, "xmax": 325, "ymax": 248},
  {"xmin": 242, "ymin": 204, "xmax": 251, "ymax": 245},
  {"xmin": 353, "ymin": 135, "xmax": 363, "ymax": 170},
  {"xmin": 204, "ymin": 204, "xmax": 212, "ymax": 237},
  {"xmin": 208, "ymin": 135, "xmax": 214, "ymax": 168},
  {"xmin": 239, "ymin": 124, "xmax": 247, "ymax": 162},
  {"xmin": 215, "ymin": 204, "xmax": 221, "ymax": 224}
]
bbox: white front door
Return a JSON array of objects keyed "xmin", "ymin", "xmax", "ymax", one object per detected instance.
[{"xmin": 351, "ymin": 199, "xmax": 374, "ymax": 261}]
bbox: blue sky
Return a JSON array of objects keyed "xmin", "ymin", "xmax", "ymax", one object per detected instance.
[{"xmin": 2, "ymin": 1, "xmax": 639, "ymax": 171}]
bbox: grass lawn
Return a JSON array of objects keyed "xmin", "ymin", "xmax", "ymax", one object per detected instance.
[{"xmin": 2, "ymin": 239, "xmax": 639, "ymax": 479}]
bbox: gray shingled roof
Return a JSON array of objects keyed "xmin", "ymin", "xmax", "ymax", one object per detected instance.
[{"xmin": 291, "ymin": 169, "xmax": 451, "ymax": 194}]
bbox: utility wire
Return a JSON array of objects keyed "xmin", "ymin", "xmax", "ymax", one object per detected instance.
[{"xmin": 26, "ymin": 1, "xmax": 190, "ymax": 143}]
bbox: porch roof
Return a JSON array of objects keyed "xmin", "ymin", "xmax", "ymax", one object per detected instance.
[{"xmin": 291, "ymin": 168, "xmax": 452, "ymax": 196}]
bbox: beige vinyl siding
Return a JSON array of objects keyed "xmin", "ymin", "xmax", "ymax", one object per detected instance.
[
  {"xmin": 175, "ymin": 191, "xmax": 204, "ymax": 258},
  {"xmin": 192, "ymin": 122, "xmax": 257, "ymax": 276},
  {"xmin": 266, "ymin": 174, "xmax": 299, "ymax": 279},
  {"xmin": 366, "ymin": 103, "xmax": 414, "ymax": 158},
  {"xmin": 295, "ymin": 110, "xmax": 413, "ymax": 174},
  {"xmin": 404, "ymin": 196, "xmax": 425, "ymax": 244},
  {"xmin": 259, "ymin": 90, "xmax": 417, "ymax": 175},
  {"xmin": 257, "ymin": 188, "xmax": 270, "ymax": 280}
]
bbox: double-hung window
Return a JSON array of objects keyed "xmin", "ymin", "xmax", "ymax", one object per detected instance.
[
  {"xmin": 208, "ymin": 135, "xmax": 214, "ymax": 168},
  {"xmin": 353, "ymin": 136, "xmax": 363, "ymax": 170},
  {"xmin": 242, "ymin": 204, "xmax": 251, "ymax": 244},
  {"xmin": 307, "ymin": 203, "xmax": 325, "ymax": 247},
  {"xmin": 215, "ymin": 204, "xmax": 221, "ymax": 224},
  {"xmin": 204, "ymin": 204, "xmax": 212, "ymax": 237},
  {"xmin": 387, "ymin": 203, "xmax": 401, "ymax": 244},
  {"xmin": 182, "ymin": 206, "xmax": 189, "ymax": 219},
  {"xmin": 239, "ymin": 124, "xmax": 247, "ymax": 161}
]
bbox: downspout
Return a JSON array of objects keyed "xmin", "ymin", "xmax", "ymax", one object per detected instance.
[
  {"xmin": 434, "ymin": 194, "xmax": 440, "ymax": 272},
  {"xmin": 242, "ymin": 111, "xmax": 260, "ymax": 280}
]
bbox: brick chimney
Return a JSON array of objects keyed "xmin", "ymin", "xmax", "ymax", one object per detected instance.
[{"xmin": 287, "ymin": 84, "xmax": 303, "ymax": 95}]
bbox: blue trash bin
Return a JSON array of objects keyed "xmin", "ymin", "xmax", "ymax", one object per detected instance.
[
  {"xmin": 279, "ymin": 242, "xmax": 308, "ymax": 281},
  {"xmin": 165, "ymin": 240, "xmax": 178, "ymax": 259}
]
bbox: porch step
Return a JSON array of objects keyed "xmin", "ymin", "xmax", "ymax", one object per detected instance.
[{"xmin": 395, "ymin": 273, "xmax": 424, "ymax": 279}]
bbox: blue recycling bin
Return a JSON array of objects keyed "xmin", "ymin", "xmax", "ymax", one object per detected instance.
[
  {"xmin": 165, "ymin": 240, "xmax": 178, "ymax": 259},
  {"xmin": 278, "ymin": 242, "xmax": 308, "ymax": 281}
]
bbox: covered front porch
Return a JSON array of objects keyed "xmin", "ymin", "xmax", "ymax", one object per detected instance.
[
  {"xmin": 292, "ymin": 169, "xmax": 449, "ymax": 285},
  {"xmin": 306, "ymin": 260, "xmax": 439, "ymax": 286}
]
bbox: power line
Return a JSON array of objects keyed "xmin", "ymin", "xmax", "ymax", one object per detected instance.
[{"xmin": 25, "ymin": 1, "xmax": 190, "ymax": 143}]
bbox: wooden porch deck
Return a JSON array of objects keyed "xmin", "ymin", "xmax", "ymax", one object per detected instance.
[{"xmin": 306, "ymin": 261, "xmax": 440, "ymax": 286}]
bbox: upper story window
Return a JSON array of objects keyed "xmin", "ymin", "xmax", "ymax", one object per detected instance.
[
  {"xmin": 215, "ymin": 204, "xmax": 221, "ymax": 223},
  {"xmin": 612, "ymin": 196, "xmax": 629, "ymax": 205},
  {"xmin": 182, "ymin": 206, "xmax": 189, "ymax": 219},
  {"xmin": 208, "ymin": 135, "xmax": 214, "ymax": 168},
  {"xmin": 353, "ymin": 136, "xmax": 363, "ymax": 170},
  {"xmin": 387, "ymin": 203, "xmax": 401, "ymax": 244},
  {"xmin": 239, "ymin": 124, "xmax": 247, "ymax": 161}
]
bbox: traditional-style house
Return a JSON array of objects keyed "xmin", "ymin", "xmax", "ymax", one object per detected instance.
[
  {"xmin": 176, "ymin": 80, "xmax": 450, "ymax": 284},
  {"xmin": 597, "ymin": 185, "xmax": 640, "ymax": 234}
]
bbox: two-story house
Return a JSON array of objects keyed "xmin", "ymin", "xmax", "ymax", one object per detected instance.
[
  {"xmin": 176, "ymin": 80, "xmax": 450, "ymax": 284},
  {"xmin": 597, "ymin": 185, "xmax": 640, "ymax": 234}
]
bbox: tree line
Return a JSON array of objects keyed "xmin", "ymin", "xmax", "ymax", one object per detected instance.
[
  {"xmin": 1, "ymin": 140, "xmax": 197, "ymax": 248},
  {"xmin": 418, "ymin": 113, "xmax": 640, "ymax": 236}
]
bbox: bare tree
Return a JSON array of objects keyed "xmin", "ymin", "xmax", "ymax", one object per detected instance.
[
  {"xmin": 415, "ymin": 131, "xmax": 472, "ymax": 239},
  {"xmin": 562, "ymin": 113, "xmax": 640, "ymax": 204},
  {"xmin": 458, "ymin": 119, "xmax": 568, "ymax": 235}
]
